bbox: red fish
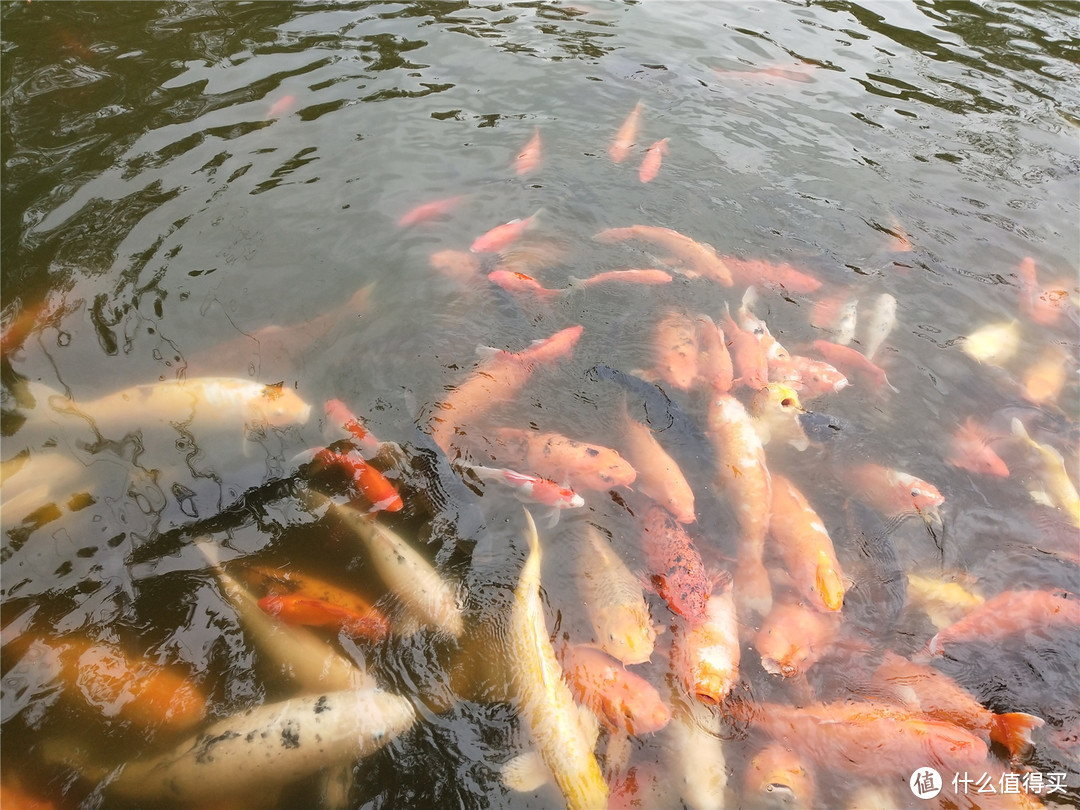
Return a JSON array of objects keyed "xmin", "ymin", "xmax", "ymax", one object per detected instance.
[
  {"xmin": 639, "ymin": 138, "xmax": 669, "ymax": 183},
  {"xmin": 946, "ymin": 418, "xmax": 1009, "ymax": 477},
  {"xmin": 258, "ymin": 594, "xmax": 390, "ymax": 642},
  {"xmin": 397, "ymin": 194, "xmax": 465, "ymax": 227},
  {"xmin": 610, "ymin": 101, "xmax": 643, "ymax": 163},
  {"xmin": 641, "ymin": 505, "xmax": 711, "ymax": 624},
  {"xmin": 470, "ymin": 210, "xmax": 540, "ymax": 253},
  {"xmin": 515, "ymin": 126, "xmax": 542, "ymax": 175},
  {"xmin": 428, "ymin": 248, "xmax": 482, "ymax": 282},
  {"xmin": 462, "ymin": 464, "xmax": 585, "ymax": 510},
  {"xmin": 873, "ymin": 650, "xmax": 1043, "ymax": 758},
  {"xmin": 428, "ymin": 325, "xmax": 583, "ymax": 451},
  {"xmin": 309, "ymin": 448, "xmax": 403, "ymax": 513},
  {"xmin": 812, "ymin": 339, "xmax": 897, "ymax": 394},
  {"xmin": 487, "ymin": 269, "xmax": 563, "ymax": 300},
  {"xmin": 670, "ymin": 574, "xmax": 740, "ymax": 704},
  {"xmin": 767, "ymin": 474, "xmax": 845, "ymax": 612},
  {"xmin": 571, "ymin": 268, "xmax": 673, "ymax": 287},
  {"xmin": 560, "ymin": 644, "xmax": 670, "ymax": 735},
  {"xmin": 923, "ymin": 589, "xmax": 1080, "ymax": 657},
  {"xmin": 723, "ymin": 257, "xmax": 822, "ymax": 294},
  {"xmin": 324, "ymin": 398, "xmax": 381, "ymax": 457},
  {"xmin": 720, "ymin": 305, "xmax": 769, "ymax": 392}
]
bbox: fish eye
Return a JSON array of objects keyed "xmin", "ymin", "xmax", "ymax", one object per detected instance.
[
  {"xmin": 911, "ymin": 488, "xmax": 921, "ymax": 497},
  {"xmin": 780, "ymin": 397, "xmax": 795, "ymax": 407}
]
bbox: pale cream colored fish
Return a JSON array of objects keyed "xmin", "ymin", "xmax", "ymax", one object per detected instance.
[
  {"xmin": 29, "ymin": 376, "xmax": 312, "ymax": 433},
  {"xmin": 1022, "ymin": 344, "xmax": 1070, "ymax": 405},
  {"xmin": 1, "ymin": 450, "xmax": 86, "ymax": 529},
  {"xmin": 860, "ymin": 293, "xmax": 897, "ymax": 361},
  {"xmin": 667, "ymin": 693, "xmax": 729, "ymax": 810},
  {"xmin": 323, "ymin": 495, "xmax": 465, "ymax": 637},
  {"xmin": 620, "ymin": 405, "xmax": 696, "ymax": 523},
  {"xmin": 835, "ymin": 296, "xmax": 858, "ymax": 345},
  {"xmin": 906, "ymin": 572, "xmax": 985, "ymax": 631},
  {"xmin": 196, "ymin": 539, "xmax": 371, "ymax": 692},
  {"xmin": 1010, "ymin": 418, "xmax": 1080, "ymax": 527},
  {"xmin": 963, "ymin": 320, "xmax": 1020, "ymax": 367},
  {"xmin": 576, "ymin": 523, "xmax": 656, "ymax": 665},
  {"xmin": 102, "ymin": 688, "xmax": 416, "ymax": 804},
  {"xmin": 750, "ymin": 382, "xmax": 809, "ymax": 451},
  {"xmin": 509, "ymin": 509, "xmax": 608, "ymax": 810}
]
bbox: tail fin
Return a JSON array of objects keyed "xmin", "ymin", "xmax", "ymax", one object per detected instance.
[{"xmin": 990, "ymin": 712, "xmax": 1044, "ymax": 759}]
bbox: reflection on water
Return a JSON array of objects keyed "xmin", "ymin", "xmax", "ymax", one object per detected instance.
[{"xmin": 2, "ymin": 1, "xmax": 1078, "ymax": 808}]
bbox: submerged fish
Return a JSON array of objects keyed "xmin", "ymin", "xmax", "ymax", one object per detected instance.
[
  {"xmin": 594, "ymin": 225, "xmax": 733, "ymax": 285},
  {"xmin": 946, "ymin": 418, "xmax": 1009, "ymax": 478},
  {"xmin": 487, "ymin": 427, "xmax": 636, "ymax": 492},
  {"xmin": 650, "ymin": 308, "xmax": 700, "ymax": 391},
  {"xmin": 610, "ymin": 101, "xmax": 643, "ymax": 164},
  {"xmin": 744, "ymin": 742, "xmax": 816, "ymax": 810},
  {"xmin": 670, "ymin": 574, "xmax": 740, "ymax": 704},
  {"xmin": 641, "ymin": 505, "xmax": 712, "ymax": 625},
  {"xmin": 398, "ymin": 194, "xmax": 466, "ymax": 227},
  {"xmin": 560, "ymin": 643, "xmax": 670, "ymax": 735},
  {"xmin": 515, "ymin": 126, "xmax": 542, "ymax": 175},
  {"xmin": 621, "ymin": 405, "xmax": 696, "ymax": 523},
  {"xmin": 471, "ymin": 210, "xmax": 541, "ymax": 253},
  {"xmin": 639, "ymin": 137, "xmax": 669, "ymax": 183},
  {"xmin": 768, "ymin": 474, "xmax": 845, "ymax": 612},
  {"xmin": 755, "ymin": 600, "xmax": 839, "ymax": 679}
]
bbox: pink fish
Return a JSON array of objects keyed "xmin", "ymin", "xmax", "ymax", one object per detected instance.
[
  {"xmin": 723, "ymin": 256, "xmax": 822, "ymax": 294},
  {"xmin": 571, "ymin": 268, "xmax": 673, "ymax": 287},
  {"xmin": 428, "ymin": 249, "xmax": 482, "ymax": 282},
  {"xmin": 462, "ymin": 464, "xmax": 585, "ymax": 510},
  {"xmin": 487, "ymin": 269, "xmax": 563, "ymax": 300},
  {"xmin": 560, "ymin": 644, "xmax": 670, "ymax": 735},
  {"xmin": 838, "ymin": 462, "xmax": 944, "ymax": 521},
  {"xmin": 784, "ymin": 354, "xmax": 848, "ymax": 399},
  {"xmin": 639, "ymin": 138, "xmax": 669, "ymax": 183},
  {"xmin": 812, "ymin": 339, "xmax": 897, "ymax": 394},
  {"xmin": 397, "ymin": 194, "xmax": 465, "ymax": 227},
  {"xmin": 923, "ymin": 589, "xmax": 1080, "ymax": 657},
  {"xmin": 514, "ymin": 126, "xmax": 542, "ymax": 175},
  {"xmin": 610, "ymin": 101, "xmax": 643, "ymax": 163},
  {"xmin": 946, "ymin": 418, "xmax": 1009, "ymax": 477},
  {"xmin": 670, "ymin": 574, "xmax": 740, "ymax": 704},
  {"xmin": 695, "ymin": 316, "xmax": 734, "ymax": 393},
  {"xmin": 265, "ymin": 94, "xmax": 297, "ymax": 119},
  {"xmin": 721, "ymin": 305, "xmax": 769, "ymax": 391},
  {"xmin": 470, "ymin": 210, "xmax": 540, "ymax": 253},
  {"xmin": 641, "ymin": 505, "xmax": 711, "ymax": 624}
]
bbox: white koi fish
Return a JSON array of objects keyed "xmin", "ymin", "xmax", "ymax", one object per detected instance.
[{"xmin": 860, "ymin": 293, "xmax": 897, "ymax": 361}]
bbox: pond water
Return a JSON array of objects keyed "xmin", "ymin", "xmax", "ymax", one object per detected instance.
[{"xmin": 2, "ymin": 1, "xmax": 1078, "ymax": 808}]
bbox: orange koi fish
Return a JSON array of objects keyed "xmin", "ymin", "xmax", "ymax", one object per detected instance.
[
  {"xmin": 721, "ymin": 305, "xmax": 769, "ymax": 390},
  {"xmin": 486, "ymin": 427, "xmax": 636, "ymax": 492},
  {"xmin": 874, "ymin": 651, "xmax": 1043, "ymax": 758},
  {"xmin": 768, "ymin": 474, "xmax": 845, "ymax": 612},
  {"xmin": 0, "ymin": 296, "xmax": 60, "ymax": 358},
  {"xmin": 242, "ymin": 564, "xmax": 387, "ymax": 621},
  {"xmin": 1018, "ymin": 256, "xmax": 1071, "ymax": 327},
  {"xmin": 515, "ymin": 126, "xmax": 542, "ymax": 175},
  {"xmin": 755, "ymin": 600, "xmax": 840, "ymax": 678},
  {"xmin": 397, "ymin": 194, "xmax": 465, "ymax": 227},
  {"xmin": 744, "ymin": 743, "xmax": 816, "ymax": 809},
  {"xmin": 7, "ymin": 634, "xmax": 205, "ymax": 731},
  {"xmin": 610, "ymin": 101, "xmax": 643, "ymax": 163},
  {"xmin": 707, "ymin": 394, "xmax": 772, "ymax": 616},
  {"xmin": 784, "ymin": 354, "xmax": 848, "ymax": 399},
  {"xmin": 748, "ymin": 700, "xmax": 989, "ymax": 777},
  {"xmin": 812, "ymin": 339, "xmax": 898, "ymax": 395},
  {"xmin": 723, "ymin": 256, "xmax": 822, "ymax": 294},
  {"xmin": 571, "ymin": 268, "xmax": 673, "ymax": 287},
  {"xmin": 560, "ymin": 643, "xmax": 670, "ymax": 735},
  {"xmin": 324, "ymin": 398, "xmax": 381, "ymax": 457},
  {"xmin": 923, "ymin": 589, "xmax": 1080, "ymax": 657},
  {"xmin": 428, "ymin": 324, "xmax": 583, "ymax": 452},
  {"xmin": 258, "ymin": 593, "xmax": 390, "ymax": 642},
  {"xmin": 946, "ymin": 418, "xmax": 1009, "ymax": 477},
  {"xmin": 641, "ymin": 505, "xmax": 711, "ymax": 624},
  {"xmin": 309, "ymin": 447, "xmax": 403, "ymax": 513},
  {"xmin": 428, "ymin": 248, "xmax": 482, "ymax": 282},
  {"xmin": 838, "ymin": 462, "xmax": 944, "ymax": 522},
  {"xmin": 593, "ymin": 225, "xmax": 733, "ymax": 285},
  {"xmin": 576, "ymin": 523, "xmax": 656, "ymax": 665},
  {"xmin": 651, "ymin": 309, "xmax": 700, "ymax": 391},
  {"xmin": 621, "ymin": 406, "xmax": 696, "ymax": 523},
  {"xmin": 639, "ymin": 137, "xmax": 669, "ymax": 183},
  {"xmin": 487, "ymin": 269, "xmax": 563, "ymax": 301},
  {"xmin": 670, "ymin": 574, "xmax": 740, "ymax": 704},
  {"xmin": 470, "ymin": 210, "xmax": 541, "ymax": 253},
  {"xmin": 1022, "ymin": 344, "xmax": 1069, "ymax": 405},
  {"xmin": 695, "ymin": 315, "xmax": 734, "ymax": 393}
]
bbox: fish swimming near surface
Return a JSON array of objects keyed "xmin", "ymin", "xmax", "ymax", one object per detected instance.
[
  {"xmin": 649, "ymin": 308, "xmax": 700, "ymax": 391},
  {"xmin": 515, "ymin": 126, "xmax": 542, "ymax": 175},
  {"xmin": 620, "ymin": 404, "xmax": 696, "ymax": 523},
  {"xmin": 670, "ymin": 573, "xmax": 740, "ymax": 705},
  {"xmin": 506, "ymin": 510, "xmax": 609, "ymax": 810},
  {"xmin": 471, "ymin": 210, "xmax": 542, "ymax": 254},
  {"xmin": 487, "ymin": 268, "xmax": 564, "ymax": 301},
  {"xmin": 811, "ymin": 339, "xmax": 898, "ymax": 395},
  {"xmin": 559, "ymin": 643, "xmax": 670, "ymax": 736},
  {"xmin": 307, "ymin": 447, "xmax": 404, "ymax": 513},
  {"xmin": 744, "ymin": 742, "xmax": 816, "ymax": 810},
  {"xmin": 695, "ymin": 315, "xmax": 734, "ymax": 394},
  {"xmin": 639, "ymin": 138, "xmax": 669, "ymax": 183},
  {"xmin": 755, "ymin": 600, "xmax": 840, "ymax": 679},
  {"xmin": 397, "ymin": 194, "xmax": 466, "ymax": 227},
  {"xmin": 485, "ymin": 427, "xmax": 636, "ymax": 492},
  {"xmin": 610, "ymin": 101, "xmax": 643, "ymax": 163},
  {"xmin": 946, "ymin": 418, "xmax": 1009, "ymax": 477},
  {"xmin": 569, "ymin": 268, "xmax": 674, "ymax": 288},
  {"xmin": 258, "ymin": 593, "xmax": 391, "ymax": 642},
  {"xmin": 593, "ymin": 225, "xmax": 733, "ymax": 285},
  {"xmin": 1008, "ymin": 418, "xmax": 1080, "ymax": 527},
  {"xmin": 640, "ymin": 505, "xmax": 711, "ymax": 625},
  {"xmin": 835, "ymin": 462, "xmax": 944, "ymax": 526},
  {"xmin": 859, "ymin": 293, "xmax": 897, "ymax": 361}
]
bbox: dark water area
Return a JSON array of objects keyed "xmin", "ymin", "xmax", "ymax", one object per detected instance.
[{"xmin": 2, "ymin": 1, "xmax": 1079, "ymax": 808}]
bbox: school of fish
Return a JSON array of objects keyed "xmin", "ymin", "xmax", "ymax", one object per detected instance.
[{"xmin": 2, "ymin": 91, "xmax": 1078, "ymax": 810}]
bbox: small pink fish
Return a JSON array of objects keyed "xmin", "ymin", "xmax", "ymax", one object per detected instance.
[
  {"xmin": 265, "ymin": 94, "xmax": 297, "ymax": 119},
  {"xmin": 784, "ymin": 354, "xmax": 848, "ymax": 399},
  {"xmin": 470, "ymin": 210, "xmax": 540, "ymax": 253},
  {"xmin": 573, "ymin": 269, "xmax": 673, "ymax": 287},
  {"xmin": 723, "ymin": 257, "xmax": 822, "ymax": 294},
  {"xmin": 811, "ymin": 339, "xmax": 897, "ymax": 395},
  {"xmin": 610, "ymin": 101, "xmax": 643, "ymax": 164},
  {"xmin": 487, "ymin": 269, "xmax": 563, "ymax": 300},
  {"xmin": 464, "ymin": 464, "xmax": 585, "ymax": 510},
  {"xmin": 639, "ymin": 138, "xmax": 669, "ymax": 183},
  {"xmin": 946, "ymin": 418, "xmax": 1009, "ymax": 477},
  {"xmin": 429, "ymin": 249, "xmax": 482, "ymax": 282},
  {"xmin": 515, "ymin": 126, "xmax": 542, "ymax": 175},
  {"xmin": 397, "ymin": 194, "xmax": 465, "ymax": 227}
]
